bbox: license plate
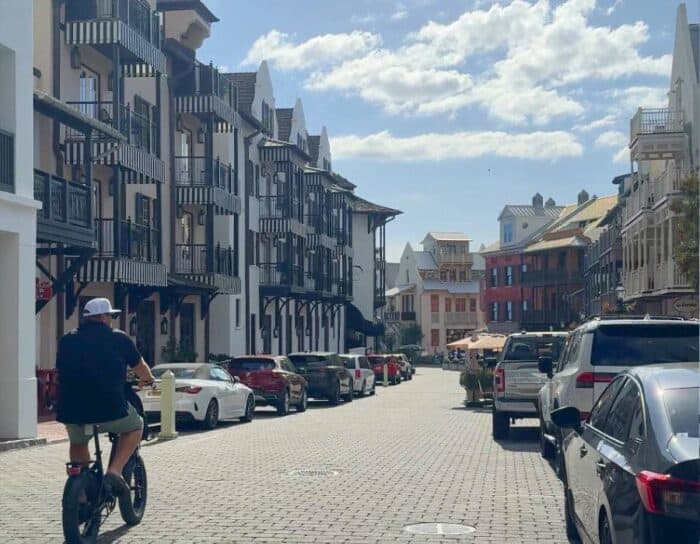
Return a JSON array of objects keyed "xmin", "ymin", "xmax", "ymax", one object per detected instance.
[{"xmin": 148, "ymin": 389, "xmax": 161, "ymax": 397}]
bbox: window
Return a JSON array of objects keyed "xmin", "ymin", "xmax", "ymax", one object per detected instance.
[
  {"xmin": 558, "ymin": 251, "xmax": 566, "ymax": 269},
  {"xmin": 506, "ymin": 301, "xmax": 513, "ymax": 321},
  {"xmin": 522, "ymin": 299, "xmax": 529, "ymax": 312},
  {"xmin": 449, "ymin": 270, "xmax": 456, "ymax": 281},
  {"xmin": 430, "ymin": 295, "xmax": 439, "ymax": 313},
  {"xmin": 445, "ymin": 298, "xmax": 452, "ymax": 313},
  {"xmin": 431, "ymin": 329, "xmax": 440, "ymax": 347},
  {"xmin": 602, "ymin": 379, "xmax": 642, "ymax": 442},
  {"xmin": 491, "ymin": 302, "xmax": 499, "ymax": 322},
  {"xmin": 235, "ymin": 299, "xmax": 240, "ymax": 328},
  {"xmin": 664, "ymin": 387, "xmax": 700, "ymax": 438},
  {"xmin": 459, "ymin": 270, "xmax": 467, "ymax": 281},
  {"xmin": 505, "ymin": 266, "xmax": 513, "ymax": 286},
  {"xmin": 440, "ymin": 270, "xmax": 447, "ymax": 281},
  {"xmin": 469, "ymin": 299, "xmax": 476, "ymax": 312},
  {"xmin": 490, "ymin": 268, "xmax": 498, "ymax": 287},
  {"xmin": 359, "ymin": 357, "xmax": 370, "ymax": 370},
  {"xmin": 456, "ymin": 298, "xmax": 466, "ymax": 312},
  {"xmin": 588, "ymin": 377, "xmax": 626, "ymax": 430},
  {"xmin": 135, "ymin": 193, "xmax": 151, "ymax": 226},
  {"xmin": 503, "ymin": 222, "xmax": 514, "ymax": 244}
]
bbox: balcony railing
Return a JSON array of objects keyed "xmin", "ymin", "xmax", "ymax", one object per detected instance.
[
  {"xmin": 0, "ymin": 130, "xmax": 14, "ymax": 193},
  {"xmin": 445, "ymin": 312, "xmax": 476, "ymax": 326},
  {"xmin": 259, "ymin": 263, "xmax": 304, "ymax": 289},
  {"xmin": 174, "ymin": 244, "xmax": 235, "ymax": 276},
  {"xmin": 34, "ymin": 169, "xmax": 91, "ymax": 228},
  {"xmin": 174, "ymin": 63, "xmax": 236, "ymax": 109},
  {"xmin": 630, "ymin": 108, "xmax": 684, "ymax": 142},
  {"xmin": 174, "ymin": 156, "xmax": 232, "ymax": 191},
  {"xmin": 65, "ymin": 0, "xmax": 161, "ymax": 47},
  {"xmin": 96, "ymin": 217, "xmax": 160, "ymax": 262},
  {"xmin": 521, "ymin": 269, "xmax": 583, "ymax": 286},
  {"xmin": 259, "ymin": 196, "xmax": 303, "ymax": 220},
  {"xmin": 66, "ymin": 101, "xmax": 158, "ymax": 153}
]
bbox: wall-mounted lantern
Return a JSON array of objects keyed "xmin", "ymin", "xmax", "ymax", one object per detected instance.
[{"xmin": 160, "ymin": 317, "xmax": 169, "ymax": 335}]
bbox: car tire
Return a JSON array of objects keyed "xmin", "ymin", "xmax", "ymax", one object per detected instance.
[
  {"xmin": 328, "ymin": 381, "xmax": 341, "ymax": 405},
  {"xmin": 201, "ymin": 399, "xmax": 219, "ymax": 430},
  {"xmin": 296, "ymin": 388, "xmax": 308, "ymax": 412},
  {"xmin": 343, "ymin": 381, "xmax": 354, "ymax": 402},
  {"xmin": 539, "ymin": 415, "xmax": 555, "ymax": 460},
  {"xmin": 492, "ymin": 409, "xmax": 510, "ymax": 439},
  {"xmin": 276, "ymin": 389, "xmax": 290, "ymax": 416},
  {"xmin": 240, "ymin": 395, "xmax": 255, "ymax": 422},
  {"xmin": 565, "ymin": 487, "xmax": 580, "ymax": 542},
  {"xmin": 369, "ymin": 383, "xmax": 376, "ymax": 396},
  {"xmin": 357, "ymin": 380, "xmax": 366, "ymax": 397},
  {"xmin": 556, "ymin": 436, "xmax": 567, "ymax": 483}
]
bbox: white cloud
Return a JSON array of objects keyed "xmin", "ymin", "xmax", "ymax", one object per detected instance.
[
  {"xmin": 351, "ymin": 13, "xmax": 377, "ymax": 25},
  {"xmin": 606, "ymin": 0, "xmax": 624, "ymax": 15},
  {"xmin": 594, "ymin": 130, "xmax": 627, "ymax": 148},
  {"xmin": 605, "ymin": 86, "xmax": 669, "ymax": 112},
  {"xmin": 613, "ymin": 147, "xmax": 630, "ymax": 164},
  {"xmin": 573, "ymin": 114, "xmax": 619, "ymax": 132},
  {"xmin": 241, "ymin": 30, "xmax": 382, "ymax": 71},
  {"xmin": 391, "ymin": 5, "xmax": 408, "ymax": 21},
  {"xmin": 331, "ymin": 130, "xmax": 583, "ymax": 161}
]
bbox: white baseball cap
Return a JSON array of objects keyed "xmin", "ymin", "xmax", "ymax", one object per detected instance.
[{"xmin": 83, "ymin": 297, "xmax": 122, "ymax": 317}]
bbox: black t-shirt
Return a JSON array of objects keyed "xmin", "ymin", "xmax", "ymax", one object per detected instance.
[{"xmin": 56, "ymin": 322, "xmax": 141, "ymax": 424}]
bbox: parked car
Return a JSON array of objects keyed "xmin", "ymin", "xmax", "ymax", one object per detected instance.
[
  {"xmin": 287, "ymin": 352, "xmax": 354, "ymax": 404},
  {"xmin": 139, "ymin": 363, "xmax": 255, "ymax": 429},
  {"xmin": 339, "ymin": 354, "xmax": 376, "ymax": 396},
  {"xmin": 552, "ymin": 364, "xmax": 700, "ymax": 544},
  {"xmin": 538, "ymin": 317, "xmax": 700, "ymax": 462},
  {"xmin": 222, "ymin": 355, "xmax": 307, "ymax": 415},
  {"xmin": 492, "ymin": 331, "xmax": 568, "ymax": 439},
  {"xmin": 367, "ymin": 354, "xmax": 402, "ymax": 385},
  {"xmin": 393, "ymin": 353, "xmax": 413, "ymax": 380}
]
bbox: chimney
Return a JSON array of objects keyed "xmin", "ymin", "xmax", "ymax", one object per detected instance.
[
  {"xmin": 545, "ymin": 197, "xmax": 556, "ymax": 207},
  {"xmin": 578, "ymin": 190, "xmax": 589, "ymax": 205},
  {"xmin": 532, "ymin": 192, "xmax": 543, "ymax": 208}
]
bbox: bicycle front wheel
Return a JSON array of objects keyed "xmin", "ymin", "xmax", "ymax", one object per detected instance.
[
  {"xmin": 62, "ymin": 472, "xmax": 100, "ymax": 544},
  {"xmin": 119, "ymin": 454, "xmax": 147, "ymax": 525}
]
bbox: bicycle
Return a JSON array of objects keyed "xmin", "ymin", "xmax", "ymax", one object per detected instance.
[{"xmin": 61, "ymin": 382, "xmax": 151, "ymax": 544}]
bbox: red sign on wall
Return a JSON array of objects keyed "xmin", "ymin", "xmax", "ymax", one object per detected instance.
[{"xmin": 36, "ymin": 279, "xmax": 53, "ymax": 301}]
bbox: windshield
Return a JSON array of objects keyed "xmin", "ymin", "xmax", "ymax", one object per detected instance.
[
  {"xmin": 229, "ymin": 359, "xmax": 275, "ymax": 371},
  {"xmin": 152, "ymin": 367, "xmax": 199, "ymax": 379},
  {"xmin": 502, "ymin": 336, "xmax": 566, "ymax": 362},
  {"xmin": 664, "ymin": 387, "xmax": 700, "ymax": 438},
  {"xmin": 591, "ymin": 325, "xmax": 699, "ymax": 366}
]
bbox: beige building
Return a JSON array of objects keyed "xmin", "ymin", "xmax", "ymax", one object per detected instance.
[
  {"xmin": 621, "ymin": 4, "xmax": 698, "ymax": 316},
  {"xmin": 386, "ymin": 233, "xmax": 484, "ymax": 355}
]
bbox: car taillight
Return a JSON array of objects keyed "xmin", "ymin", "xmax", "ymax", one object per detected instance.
[
  {"xmin": 355, "ymin": 369, "xmax": 361, "ymax": 379},
  {"xmin": 636, "ymin": 470, "xmax": 700, "ymax": 519},
  {"xmin": 175, "ymin": 386, "xmax": 202, "ymax": 394},
  {"xmin": 575, "ymin": 372, "xmax": 614, "ymax": 389},
  {"xmin": 494, "ymin": 368, "xmax": 505, "ymax": 393}
]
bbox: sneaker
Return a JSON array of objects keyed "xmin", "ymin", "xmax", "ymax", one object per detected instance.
[{"xmin": 103, "ymin": 472, "xmax": 130, "ymax": 497}]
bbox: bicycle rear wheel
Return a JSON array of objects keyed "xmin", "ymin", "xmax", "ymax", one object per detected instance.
[
  {"xmin": 62, "ymin": 472, "xmax": 100, "ymax": 544},
  {"xmin": 119, "ymin": 454, "xmax": 147, "ymax": 525}
]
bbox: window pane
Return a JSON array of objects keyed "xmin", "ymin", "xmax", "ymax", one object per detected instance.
[
  {"xmin": 664, "ymin": 388, "xmax": 700, "ymax": 438},
  {"xmin": 588, "ymin": 378, "xmax": 626, "ymax": 430},
  {"xmin": 602, "ymin": 379, "xmax": 641, "ymax": 441}
]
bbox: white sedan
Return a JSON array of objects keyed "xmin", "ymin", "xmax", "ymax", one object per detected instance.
[{"xmin": 139, "ymin": 363, "xmax": 255, "ymax": 429}]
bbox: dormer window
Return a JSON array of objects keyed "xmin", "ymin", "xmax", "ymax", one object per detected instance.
[{"xmin": 503, "ymin": 222, "xmax": 514, "ymax": 244}]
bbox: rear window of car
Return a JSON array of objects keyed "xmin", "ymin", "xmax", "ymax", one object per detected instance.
[
  {"xmin": 229, "ymin": 359, "xmax": 275, "ymax": 371},
  {"xmin": 340, "ymin": 357, "xmax": 357, "ymax": 370},
  {"xmin": 368, "ymin": 356, "xmax": 387, "ymax": 364},
  {"xmin": 664, "ymin": 387, "xmax": 699, "ymax": 438},
  {"xmin": 502, "ymin": 336, "xmax": 566, "ymax": 362},
  {"xmin": 152, "ymin": 367, "xmax": 199, "ymax": 379},
  {"xmin": 288, "ymin": 355, "xmax": 329, "ymax": 369},
  {"xmin": 591, "ymin": 324, "xmax": 700, "ymax": 366}
]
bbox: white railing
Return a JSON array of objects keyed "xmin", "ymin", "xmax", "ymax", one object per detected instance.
[
  {"xmin": 630, "ymin": 108, "xmax": 684, "ymax": 142},
  {"xmin": 431, "ymin": 312, "xmax": 440, "ymax": 324},
  {"xmin": 444, "ymin": 312, "xmax": 477, "ymax": 326}
]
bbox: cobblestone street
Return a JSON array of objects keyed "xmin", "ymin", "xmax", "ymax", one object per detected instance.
[{"xmin": 0, "ymin": 367, "xmax": 568, "ymax": 543}]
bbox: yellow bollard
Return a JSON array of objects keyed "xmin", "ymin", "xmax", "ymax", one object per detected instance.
[
  {"xmin": 158, "ymin": 370, "xmax": 178, "ymax": 440},
  {"xmin": 383, "ymin": 363, "xmax": 388, "ymax": 387}
]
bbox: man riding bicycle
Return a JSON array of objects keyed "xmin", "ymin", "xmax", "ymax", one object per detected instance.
[{"xmin": 56, "ymin": 298, "xmax": 155, "ymax": 497}]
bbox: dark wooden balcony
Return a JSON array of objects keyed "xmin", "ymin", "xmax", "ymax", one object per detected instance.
[
  {"xmin": 521, "ymin": 269, "xmax": 583, "ymax": 286},
  {"xmin": 174, "ymin": 156, "xmax": 240, "ymax": 214},
  {"xmin": 0, "ymin": 130, "xmax": 14, "ymax": 193},
  {"xmin": 34, "ymin": 170, "xmax": 94, "ymax": 247},
  {"xmin": 174, "ymin": 63, "xmax": 236, "ymax": 128},
  {"xmin": 259, "ymin": 196, "xmax": 306, "ymax": 236},
  {"xmin": 95, "ymin": 217, "xmax": 160, "ymax": 262},
  {"xmin": 259, "ymin": 262, "xmax": 305, "ymax": 294},
  {"xmin": 174, "ymin": 243, "xmax": 240, "ymax": 294},
  {"xmin": 64, "ymin": 0, "xmax": 166, "ymax": 74}
]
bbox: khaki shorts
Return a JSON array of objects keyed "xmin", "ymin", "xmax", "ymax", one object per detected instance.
[{"xmin": 65, "ymin": 403, "xmax": 143, "ymax": 445}]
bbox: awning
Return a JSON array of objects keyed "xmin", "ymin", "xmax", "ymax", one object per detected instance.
[
  {"xmin": 346, "ymin": 302, "xmax": 384, "ymax": 337},
  {"xmin": 447, "ymin": 334, "xmax": 506, "ymax": 351},
  {"xmin": 385, "ymin": 284, "xmax": 415, "ymax": 297}
]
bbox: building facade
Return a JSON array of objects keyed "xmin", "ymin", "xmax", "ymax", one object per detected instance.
[
  {"xmin": 621, "ymin": 4, "xmax": 699, "ymax": 317},
  {"xmin": 386, "ymin": 233, "xmax": 484, "ymax": 355}
]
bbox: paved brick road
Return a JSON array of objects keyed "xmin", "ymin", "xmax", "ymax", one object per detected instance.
[{"xmin": 0, "ymin": 367, "xmax": 568, "ymax": 543}]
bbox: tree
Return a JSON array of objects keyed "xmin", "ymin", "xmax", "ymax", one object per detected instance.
[
  {"xmin": 670, "ymin": 171, "xmax": 699, "ymax": 290},
  {"xmin": 399, "ymin": 324, "xmax": 423, "ymax": 346}
]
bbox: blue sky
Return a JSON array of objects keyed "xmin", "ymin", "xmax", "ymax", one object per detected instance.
[{"xmin": 199, "ymin": 0, "xmax": 697, "ymax": 260}]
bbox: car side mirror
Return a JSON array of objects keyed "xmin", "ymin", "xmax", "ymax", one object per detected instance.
[
  {"xmin": 551, "ymin": 406, "xmax": 581, "ymax": 430},
  {"xmin": 538, "ymin": 356, "xmax": 553, "ymax": 377},
  {"xmin": 232, "ymin": 375, "xmax": 240, "ymax": 383}
]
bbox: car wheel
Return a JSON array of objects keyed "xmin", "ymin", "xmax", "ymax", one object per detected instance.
[
  {"xmin": 296, "ymin": 388, "xmax": 308, "ymax": 412},
  {"xmin": 276, "ymin": 389, "xmax": 290, "ymax": 416},
  {"xmin": 328, "ymin": 381, "xmax": 341, "ymax": 405},
  {"xmin": 556, "ymin": 436, "xmax": 567, "ymax": 483},
  {"xmin": 599, "ymin": 511, "xmax": 612, "ymax": 544},
  {"xmin": 201, "ymin": 399, "xmax": 219, "ymax": 430},
  {"xmin": 564, "ymin": 486, "xmax": 580, "ymax": 541},
  {"xmin": 492, "ymin": 409, "xmax": 510, "ymax": 439},
  {"xmin": 539, "ymin": 415, "xmax": 555, "ymax": 460},
  {"xmin": 343, "ymin": 381, "xmax": 354, "ymax": 402},
  {"xmin": 360, "ymin": 380, "xmax": 367, "ymax": 397},
  {"xmin": 240, "ymin": 395, "xmax": 255, "ymax": 422},
  {"xmin": 369, "ymin": 383, "xmax": 376, "ymax": 396}
]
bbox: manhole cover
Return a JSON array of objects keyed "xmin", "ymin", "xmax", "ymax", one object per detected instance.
[
  {"xmin": 288, "ymin": 469, "xmax": 339, "ymax": 477},
  {"xmin": 404, "ymin": 523, "xmax": 475, "ymax": 535}
]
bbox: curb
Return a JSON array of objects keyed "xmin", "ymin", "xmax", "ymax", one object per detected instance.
[{"xmin": 0, "ymin": 438, "xmax": 48, "ymax": 453}]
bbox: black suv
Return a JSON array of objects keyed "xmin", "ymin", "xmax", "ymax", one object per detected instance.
[{"xmin": 287, "ymin": 352, "xmax": 354, "ymax": 405}]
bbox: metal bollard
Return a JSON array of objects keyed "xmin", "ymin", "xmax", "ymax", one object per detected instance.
[
  {"xmin": 383, "ymin": 363, "xmax": 388, "ymax": 387},
  {"xmin": 158, "ymin": 370, "xmax": 178, "ymax": 440}
]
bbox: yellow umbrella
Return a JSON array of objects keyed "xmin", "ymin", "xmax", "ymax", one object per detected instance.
[
  {"xmin": 447, "ymin": 335, "xmax": 478, "ymax": 349},
  {"xmin": 468, "ymin": 334, "xmax": 507, "ymax": 351}
]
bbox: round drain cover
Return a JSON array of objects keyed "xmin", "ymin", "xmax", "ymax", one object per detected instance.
[
  {"xmin": 288, "ymin": 469, "xmax": 339, "ymax": 477},
  {"xmin": 404, "ymin": 523, "xmax": 475, "ymax": 535}
]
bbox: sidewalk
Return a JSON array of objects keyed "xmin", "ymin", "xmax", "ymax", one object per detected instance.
[{"xmin": 0, "ymin": 420, "xmax": 68, "ymax": 453}]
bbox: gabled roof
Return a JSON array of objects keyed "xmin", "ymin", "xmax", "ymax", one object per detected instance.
[
  {"xmin": 414, "ymin": 251, "xmax": 438, "ymax": 270},
  {"xmin": 275, "ymin": 108, "xmax": 293, "ymax": 142},
  {"xmin": 423, "ymin": 232, "xmax": 471, "ymax": 242},
  {"xmin": 349, "ymin": 195, "xmax": 400, "ymax": 216},
  {"xmin": 308, "ymin": 135, "xmax": 320, "ymax": 165},
  {"xmin": 225, "ymin": 72, "xmax": 256, "ymax": 114},
  {"xmin": 329, "ymin": 171, "xmax": 356, "ymax": 190},
  {"xmin": 498, "ymin": 204, "xmax": 563, "ymax": 221}
]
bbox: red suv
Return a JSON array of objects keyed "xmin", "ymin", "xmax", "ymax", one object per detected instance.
[
  {"xmin": 222, "ymin": 356, "xmax": 308, "ymax": 416},
  {"xmin": 368, "ymin": 354, "xmax": 402, "ymax": 385}
]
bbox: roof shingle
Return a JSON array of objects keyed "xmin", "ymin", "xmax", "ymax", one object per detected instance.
[
  {"xmin": 225, "ymin": 72, "xmax": 256, "ymax": 114},
  {"xmin": 275, "ymin": 108, "xmax": 293, "ymax": 142}
]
